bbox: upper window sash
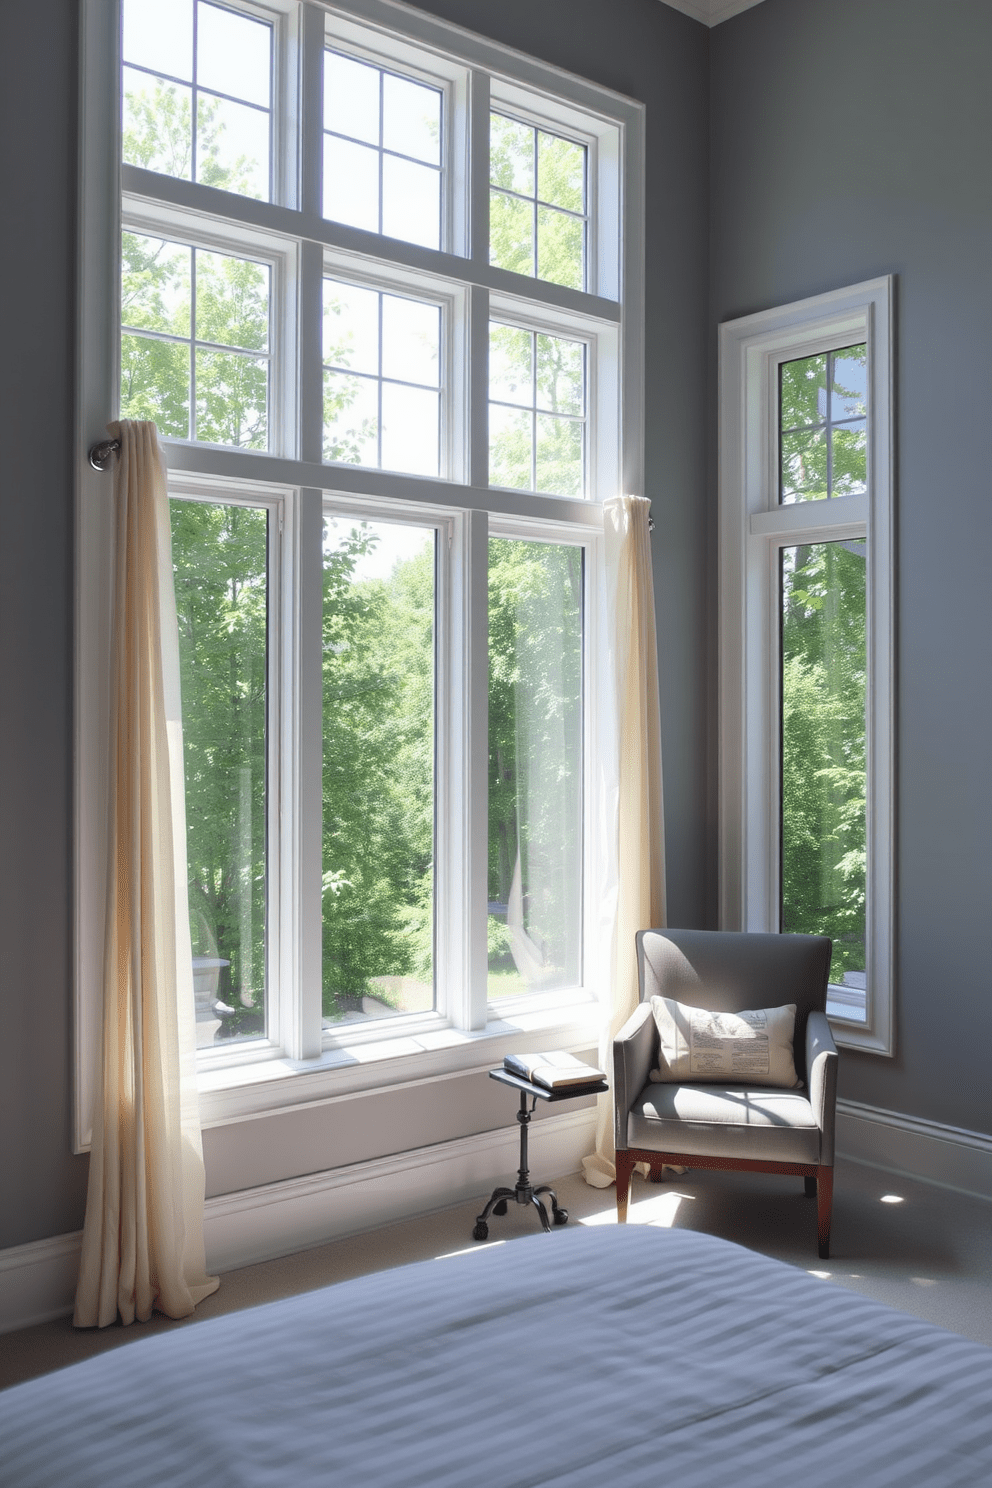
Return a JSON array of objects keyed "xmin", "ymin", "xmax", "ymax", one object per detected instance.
[{"xmin": 718, "ymin": 277, "xmax": 894, "ymax": 1056}]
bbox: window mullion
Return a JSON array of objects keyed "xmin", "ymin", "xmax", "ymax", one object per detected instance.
[
  {"xmin": 286, "ymin": 487, "xmax": 325, "ymax": 1060},
  {"xmin": 299, "ymin": 2, "xmax": 325, "ymax": 218},
  {"xmin": 441, "ymin": 508, "xmax": 489, "ymax": 1030},
  {"xmin": 468, "ymin": 69, "xmax": 491, "ymax": 266},
  {"xmin": 468, "ymin": 284, "xmax": 490, "ymax": 489},
  {"xmin": 299, "ymin": 239, "xmax": 324, "ymax": 465}
]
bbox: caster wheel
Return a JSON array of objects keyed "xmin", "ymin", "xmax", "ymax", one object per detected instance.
[
  {"xmin": 472, "ymin": 1222, "xmax": 489, "ymax": 1242},
  {"xmin": 493, "ymin": 1200, "xmax": 508, "ymax": 1217},
  {"xmin": 553, "ymin": 1207, "xmax": 568, "ymax": 1226}
]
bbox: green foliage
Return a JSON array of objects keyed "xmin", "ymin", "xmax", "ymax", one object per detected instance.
[
  {"xmin": 781, "ymin": 541, "xmax": 866, "ymax": 973},
  {"xmin": 172, "ymin": 500, "xmax": 267, "ymax": 1038},
  {"xmin": 123, "ymin": 77, "xmax": 258, "ymax": 195},
  {"xmin": 320, "ymin": 527, "xmax": 435, "ymax": 1019},
  {"xmin": 489, "ymin": 113, "xmax": 585, "ymax": 291},
  {"xmin": 120, "ymin": 231, "xmax": 269, "ymax": 449}
]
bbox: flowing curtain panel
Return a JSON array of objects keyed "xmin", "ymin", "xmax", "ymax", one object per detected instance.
[
  {"xmin": 583, "ymin": 495, "xmax": 666, "ymax": 1187},
  {"xmin": 75, "ymin": 421, "xmax": 218, "ymax": 1327}
]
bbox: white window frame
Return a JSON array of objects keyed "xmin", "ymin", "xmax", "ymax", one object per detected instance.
[
  {"xmin": 718, "ymin": 276, "xmax": 894, "ymax": 1055},
  {"xmin": 75, "ymin": 0, "xmax": 645, "ymax": 1149}
]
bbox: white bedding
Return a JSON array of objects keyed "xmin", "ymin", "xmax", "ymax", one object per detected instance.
[{"xmin": 2, "ymin": 1224, "xmax": 991, "ymax": 1486}]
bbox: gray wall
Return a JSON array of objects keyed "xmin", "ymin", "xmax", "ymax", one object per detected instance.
[
  {"xmin": 0, "ymin": 0, "xmax": 710, "ymax": 1246},
  {"xmin": 711, "ymin": 0, "xmax": 992, "ymax": 1134}
]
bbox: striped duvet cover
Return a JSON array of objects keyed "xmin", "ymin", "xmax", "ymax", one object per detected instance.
[{"xmin": 1, "ymin": 1224, "xmax": 990, "ymax": 1486}]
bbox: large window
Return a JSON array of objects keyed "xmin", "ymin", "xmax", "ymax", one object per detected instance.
[
  {"xmin": 76, "ymin": 0, "xmax": 644, "ymax": 1139},
  {"xmin": 719, "ymin": 279, "xmax": 894, "ymax": 1055}
]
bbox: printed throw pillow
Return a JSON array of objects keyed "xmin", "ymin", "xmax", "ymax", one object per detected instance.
[{"xmin": 649, "ymin": 996, "xmax": 801, "ymax": 1087}]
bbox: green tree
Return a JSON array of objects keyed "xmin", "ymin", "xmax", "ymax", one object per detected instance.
[
  {"xmin": 320, "ymin": 526, "xmax": 435, "ymax": 1019},
  {"xmin": 781, "ymin": 541, "xmax": 866, "ymax": 973},
  {"xmin": 172, "ymin": 499, "xmax": 267, "ymax": 1037}
]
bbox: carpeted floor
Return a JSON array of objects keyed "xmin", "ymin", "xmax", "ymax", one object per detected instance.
[{"xmin": 2, "ymin": 1153, "xmax": 989, "ymax": 1391}]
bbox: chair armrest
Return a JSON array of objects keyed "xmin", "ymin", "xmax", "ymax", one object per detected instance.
[
  {"xmin": 805, "ymin": 1009, "xmax": 839, "ymax": 1164},
  {"xmin": 613, "ymin": 1002, "xmax": 656, "ymax": 1151}
]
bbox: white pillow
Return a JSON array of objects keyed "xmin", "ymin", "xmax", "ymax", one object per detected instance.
[{"xmin": 649, "ymin": 996, "xmax": 801, "ymax": 1088}]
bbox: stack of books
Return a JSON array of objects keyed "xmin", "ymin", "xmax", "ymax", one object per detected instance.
[{"xmin": 503, "ymin": 1051, "xmax": 607, "ymax": 1092}]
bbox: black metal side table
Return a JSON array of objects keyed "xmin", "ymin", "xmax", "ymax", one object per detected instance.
[{"xmin": 472, "ymin": 1067, "xmax": 609, "ymax": 1241}]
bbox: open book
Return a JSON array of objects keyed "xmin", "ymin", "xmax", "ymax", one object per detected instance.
[{"xmin": 503, "ymin": 1051, "xmax": 606, "ymax": 1091}]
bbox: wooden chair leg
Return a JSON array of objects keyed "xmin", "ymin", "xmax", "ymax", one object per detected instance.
[
  {"xmin": 616, "ymin": 1150, "xmax": 636, "ymax": 1223},
  {"xmin": 817, "ymin": 1166, "xmax": 834, "ymax": 1259}
]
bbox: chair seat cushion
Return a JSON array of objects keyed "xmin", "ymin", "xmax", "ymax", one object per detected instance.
[{"xmin": 627, "ymin": 1083, "xmax": 821, "ymax": 1164}]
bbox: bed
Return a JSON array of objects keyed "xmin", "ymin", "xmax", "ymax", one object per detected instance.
[{"xmin": 2, "ymin": 1225, "xmax": 991, "ymax": 1486}]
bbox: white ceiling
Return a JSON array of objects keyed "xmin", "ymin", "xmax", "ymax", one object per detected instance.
[{"xmin": 661, "ymin": 0, "xmax": 766, "ymax": 25}]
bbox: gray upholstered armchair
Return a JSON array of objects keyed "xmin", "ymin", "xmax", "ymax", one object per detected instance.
[{"xmin": 614, "ymin": 929, "xmax": 838, "ymax": 1257}]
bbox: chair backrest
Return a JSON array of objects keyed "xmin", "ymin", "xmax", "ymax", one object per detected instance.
[{"xmin": 635, "ymin": 929, "xmax": 832, "ymax": 1084}]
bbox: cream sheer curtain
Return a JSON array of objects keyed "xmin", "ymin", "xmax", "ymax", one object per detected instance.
[
  {"xmin": 583, "ymin": 495, "xmax": 666, "ymax": 1187},
  {"xmin": 74, "ymin": 421, "xmax": 218, "ymax": 1328}
]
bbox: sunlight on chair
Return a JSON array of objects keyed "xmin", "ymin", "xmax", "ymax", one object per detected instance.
[
  {"xmin": 880, "ymin": 1193, "xmax": 905, "ymax": 1204},
  {"xmin": 579, "ymin": 1190, "xmax": 692, "ymax": 1228}
]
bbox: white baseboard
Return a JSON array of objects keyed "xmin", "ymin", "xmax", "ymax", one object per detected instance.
[
  {"xmin": 0, "ymin": 1107, "xmax": 596, "ymax": 1336},
  {"xmin": 837, "ymin": 1099, "xmax": 992, "ymax": 1201},
  {"xmin": 0, "ymin": 1231, "xmax": 85, "ymax": 1336}
]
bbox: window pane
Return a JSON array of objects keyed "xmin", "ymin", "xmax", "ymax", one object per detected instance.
[
  {"xmin": 195, "ymin": 349, "xmax": 267, "ymax": 448},
  {"xmin": 123, "ymin": 0, "xmax": 192, "ymax": 81},
  {"xmin": 195, "ymin": 250, "xmax": 269, "ymax": 351},
  {"xmin": 122, "ymin": 232, "xmax": 191, "ymax": 336},
  {"xmin": 120, "ymin": 333, "xmax": 190, "ymax": 435},
  {"xmin": 172, "ymin": 499, "xmax": 268, "ymax": 1047},
  {"xmin": 382, "ymin": 73, "xmax": 441, "ymax": 165},
  {"xmin": 489, "ymin": 404, "xmax": 531, "ymax": 490},
  {"xmin": 489, "ymin": 191, "xmax": 533, "ymax": 276},
  {"xmin": 536, "ymin": 205, "xmax": 583, "ymax": 291},
  {"xmin": 381, "ymin": 383, "xmax": 439, "ymax": 475},
  {"xmin": 490, "ymin": 323, "xmax": 532, "ymax": 405},
  {"xmin": 831, "ymin": 346, "xmax": 868, "ymax": 421},
  {"xmin": 196, "ymin": 93, "xmax": 269, "ymax": 199},
  {"xmin": 781, "ymin": 427, "xmax": 828, "ymax": 503},
  {"xmin": 781, "ymin": 541, "xmax": 866, "ymax": 988},
  {"xmin": 780, "ymin": 344, "xmax": 867, "ymax": 503},
  {"xmin": 535, "ymin": 333, "xmax": 583, "ymax": 414},
  {"xmin": 322, "ymin": 518, "xmax": 435, "ymax": 1026},
  {"xmin": 381, "ymin": 155, "xmax": 440, "ymax": 249},
  {"xmin": 324, "ymin": 51, "xmax": 380, "ymax": 144},
  {"xmin": 324, "ymin": 279, "xmax": 380, "ymax": 375},
  {"xmin": 537, "ymin": 130, "xmax": 584, "ymax": 212},
  {"xmin": 122, "ymin": 72, "xmax": 193, "ymax": 179},
  {"xmin": 488, "ymin": 538, "xmax": 582, "ymax": 1000},
  {"xmin": 490, "ymin": 113, "xmax": 534, "ymax": 194},
  {"xmin": 381, "ymin": 295, "xmax": 440, "ymax": 386},
  {"xmin": 535, "ymin": 414, "xmax": 582, "ymax": 496},
  {"xmin": 323, "ymin": 371, "xmax": 378, "ymax": 465},
  {"xmin": 323, "ymin": 134, "xmax": 380, "ymax": 232},
  {"xmin": 780, "ymin": 353, "xmax": 827, "ymax": 431},
  {"xmin": 832, "ymin": 421, "xmax": 867, "ymax": 496},
  {"xmin": 490, "ymin": 324, "xmax": 586, "ymax": 496},
  {"xmin": 196, "ymin": 2, "xmax": 270, "ymax": 109}
]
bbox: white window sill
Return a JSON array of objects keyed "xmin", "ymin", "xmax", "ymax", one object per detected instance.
[{"xmin": 197, "ymin": 1001, "xmax": 604, "ymax": 1129}]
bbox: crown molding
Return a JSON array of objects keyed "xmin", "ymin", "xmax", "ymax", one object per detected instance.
[{"xmin": 661, "ymin": 0, "xmax": 765, "ymax": 26}]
